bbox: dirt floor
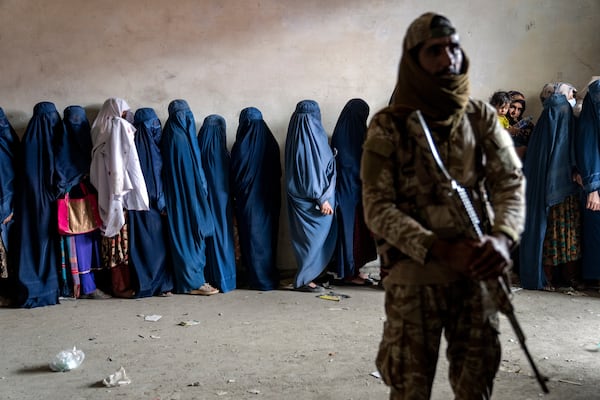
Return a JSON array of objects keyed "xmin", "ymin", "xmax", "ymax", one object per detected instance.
[{"xmin": 1, "ymin": 275, "xmax": 600, "ymax": 400}]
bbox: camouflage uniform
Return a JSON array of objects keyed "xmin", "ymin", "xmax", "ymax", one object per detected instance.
[{"xmin": 361, "ymin": 100, "xmax": 525, "ymax": 399}]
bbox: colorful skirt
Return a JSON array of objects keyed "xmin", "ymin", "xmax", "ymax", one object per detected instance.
[
  {"xmin": 102, "ymin": 222, "xmax": 134, "ymax": 298},
  {"xmin": 542, "ymin": 195, "xmax": 581, "ymax": 266}
]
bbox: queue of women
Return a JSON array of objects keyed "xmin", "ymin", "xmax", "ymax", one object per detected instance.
[
  {"xmin": 505, "ymin": 78, "xmax": 600, "ymax": 293},
  {"xmin": 0, "ymin": 98, "xmax": 378, "ymax": 308},
  {"xmin": 3, "ymin": 79, "xmax": 600, "ymax": 308}
]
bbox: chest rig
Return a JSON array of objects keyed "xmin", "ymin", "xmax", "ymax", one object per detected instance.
[{"xmin": 391, "ymin": 109, "xmax": 492, "ymax": 240}]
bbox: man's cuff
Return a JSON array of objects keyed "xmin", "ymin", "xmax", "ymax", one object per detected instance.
[
  {"xmin": 419, "ymin": 234, "xmax": 438, "ymax": 265},
  {"xmin": 492, "ymin": 225, "xmax": 518, "ymax": 248}
]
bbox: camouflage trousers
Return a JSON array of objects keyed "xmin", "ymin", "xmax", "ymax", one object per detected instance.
[{"xmin": 376, "ymin": 280, "xmax": 501, "ymax": 400}]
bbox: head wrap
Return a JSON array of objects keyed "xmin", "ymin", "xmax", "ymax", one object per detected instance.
[
  {"xmin": 404, "ymin": 13, "xmax": 457, "ymax": 51},
  {"xmin": 389, "ymin": 12, "xmax": 470, "ymax": 129},
  {"xmin": 508, "ymin": 90, "xmax": 525, "ymax": 101},
  {"xmin": 506, "ymin": 91, "xmax": 527, "ymax": 123},
  {"xmin": 539, "ymin": 82, "xmax": 577, "ymax": 104},
  {"xmin": 91, "ymin": 97, "xmax": 133, "ymax": 146}
]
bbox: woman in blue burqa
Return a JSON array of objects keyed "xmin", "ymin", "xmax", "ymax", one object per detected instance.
[
  {"xmin": 198, "ymin": 114, "xmax": 236, "ymax": 293},
  {"xmin": 160, "ymin": 100, "xmax": 218, "ymax": 295},
  {"xmin": 574, "ymin": 79, "xmax": 600, "ymax": 288},
  {"xmin": 0, "ymin": 107, "xmax": 19, "ymax": 306},
  {"xmin": 285, "ymin": 100, "xmax": 337, "ymax": 293},
  {"xmin": 520, "ymin": 83, "xmax": 581, "ymax": 291},
  {"xmin": 56, "ymin": 105, "xmax": 108, "ymax": 300},
  {"xmin": 128, "ymin": 107, "xmax": 173, "ymax": 297},
  {"xmin": 11, "ymin": 102, "xmax": 69, "ymax": 307},
  {"xmin": 230, "ymin": 107, "xmax": 281, "ymax": 291},
  {"xmin": 330, "ymin": 99, "xmax": 377, "ymax": 286}
]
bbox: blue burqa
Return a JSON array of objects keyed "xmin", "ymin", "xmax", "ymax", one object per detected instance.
[
  {"xmin": 59, "ymin": 106, "xmax": 101, "ymax": 297},
  {"xmin": 0, "ymin": 108, "xmax": 19, "ymax": 296},
  {"xmin": 230, "ymin": 107, "xmax": 281, "ymax": 290},
  {"xmin": 58, "ymin": 105, "xmax": 92, "ymax": 187},
  {"xmin": 520, "ymin": 94, "xmax": 578, "ymax": 289},
  {"xmin": 574, "ymin": 80, "xmax": 600, "ymax": 280},
  {"xmin": 285, "ymin": 100, "xmax": 337, "ymax": 288},
  {"xmin": 129, "ymin": 107, "xmax": 173, "ymax": 297},
  {"xmin": 198, "ymin": 115, "xmax": 236, "ymax": 293},
  {"xmin": 160, "ymin": 100, "xmax": 214, "ymax": 293},
  {"xmin": 12, "ymin": 102, "xmax": 67, "ymax": 307},
  {"xmin": 330, "ymin": 99, "xmax": 377, "ymax": 279}
]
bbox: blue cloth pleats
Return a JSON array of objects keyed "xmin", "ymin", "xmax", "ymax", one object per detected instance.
[
  {"xmin": 129, "ymin": 107, "xmax": 173, "ymax": 297},
  {"xmin": 160, "ymin": 100, "xmax": 214, "ymax": 293},
  {"xmin": 285, "ymin": 100, "xmax": 337, "ymax": 288},
  {"xmin": 198, "ymin": 114, "xmax": 236, "ymax": 293},
  {"xmin": 230, "ymin": 107, "xmax": 281, "ymax": 290},
  {"xmin": 330, "ymin": 99, "xmax": 377, "ymax": 279}
]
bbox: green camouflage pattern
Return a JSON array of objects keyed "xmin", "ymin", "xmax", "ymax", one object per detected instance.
[
  {"xmin": 377, "ymin": 281, "xmax": 500, "ymax": 399},
  {"xmin": 361, "ymin": 99, "xmax": 525, "ymax": 277},
  {"xmin": 362, "ymin": 99, "xmax": 525, "ymax": 399}
]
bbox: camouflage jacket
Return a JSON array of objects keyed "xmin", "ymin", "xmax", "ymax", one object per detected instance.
[{"xmin": 361, "ymin": 99, "xmax": 525, "ymax": 284}]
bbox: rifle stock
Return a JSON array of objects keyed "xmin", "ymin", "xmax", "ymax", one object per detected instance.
[{"xmin": 481, "ymin": 275, "xmax": 549, "ymax": 393}]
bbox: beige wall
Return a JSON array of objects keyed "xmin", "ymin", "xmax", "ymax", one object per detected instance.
[{"xmin": 1, "ymin": 0, "xmax": 599, "ymax": 271}]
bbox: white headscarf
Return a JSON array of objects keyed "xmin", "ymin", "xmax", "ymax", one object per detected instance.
[
  {"xmin": 539, "ymin": 82, "xmax": 577, "ymax": 104},
  {"xmin": 90, "ymin": 97, "xmax": 149, "ymax": 237},
  {"xmin": 91, "ymin": 97, "xmax": 130, "ymax": 147}
]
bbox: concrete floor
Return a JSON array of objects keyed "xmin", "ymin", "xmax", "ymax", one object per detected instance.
[{"xmin": 1, "ymin": 280, "xmax": 599, "ymax": 400}]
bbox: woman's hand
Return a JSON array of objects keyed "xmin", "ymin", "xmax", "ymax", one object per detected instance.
[
  {"xmin": 320, "ymin": 200, "xmax": 333, "ymax": 215},
  {"xmin": 573, "ymin": 172, "xmax": 583, "ymax": 187},
  {"xmin": 587, "ymin": 191, "xmax": 600, "ymax": 211},
  {"xmin": 2, "ymin": 212, "xmax": 13, "ymax": 225}
]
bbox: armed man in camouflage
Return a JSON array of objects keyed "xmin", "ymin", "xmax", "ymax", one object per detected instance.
[{"xmin": 361, "ymin": 13, "xmax": 525, "ymax": 399}]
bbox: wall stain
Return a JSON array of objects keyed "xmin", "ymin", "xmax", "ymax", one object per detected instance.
[{"xmin": 526, "ymin": 21, "xmax": 535, "ymax": 31}]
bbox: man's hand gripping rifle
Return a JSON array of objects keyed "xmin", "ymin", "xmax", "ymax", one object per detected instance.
[{"xmin": 416, "ymin": 111, "xmax": 549, "ymax": 393}]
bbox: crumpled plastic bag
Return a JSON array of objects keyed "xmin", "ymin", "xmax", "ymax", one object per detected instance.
[
  {"xmin": 102, "ymin": 366, "xmax": 132, "ymax": 387},
  {"xmin": 49, "ymin": 347, "xmax": 85, "ymax": 372}
]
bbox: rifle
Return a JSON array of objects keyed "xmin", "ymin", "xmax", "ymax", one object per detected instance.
[{"xmin": 416, "ymin": 110, "xmax": 549, "ymax": 393}]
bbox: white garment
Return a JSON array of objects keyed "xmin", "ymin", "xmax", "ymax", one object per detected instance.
[
  {"xmin": 90, "ymin": 98, "xmax": 149, "ymax": 237},
  {"xmin": 568, "ymin": 98, "xmax": 577, "ymax": 108}
]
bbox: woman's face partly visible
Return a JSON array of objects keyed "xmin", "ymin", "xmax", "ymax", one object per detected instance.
[{"xmin": 509, "ymin": 102, "xmax": 523, "ymax": 120}]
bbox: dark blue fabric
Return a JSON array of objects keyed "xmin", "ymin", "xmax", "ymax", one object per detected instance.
[
  {"xmin": 198, "ymin": 114, "xmax": 236, "ymax": 293},
  {"xmin": 285, "ymin": 100, "xmax": 337, "ymax": 288},
  {"xmin": 580, "ymin": 199, "xmax": 600, "ymax": 280},
  {"xmin": 575, "ymin": 80, "xmax": 600, "ymax": 279},
  {"xmin": 330, "ymin": 99, "xmax": 377, "ymax": 279},
  {"xmin": 128, "ymin": 107, "xmax": 173, "ymax": 297},
  {"xmin": 575, "ymin": 81, "xmax": 600, "ymax": 192},
  {"xmin": 520, "ymin": 94, "xmax": 578, "ymax": 290},
  {"xmin": 133, "ymin": 108, "xmax": 165, "ymax": 212},
  {"xmin": 231, "ymin": 107, "xmax": 281, "ymax": 290},
  {"xmin": 61, "ymin": 105, "xmax": 92, "ymax": 184},
  {"xmin": 57, "ymin": 106, "xmax": 100, "ymax": 298},
  {"xmin": 12, "ymin": 102, "xmax": 66, "ymax": 307},
  {"xmin": 160, "ymin": 100, "xmax": 214, "ymax": 293},
  {"xmin": 0, "ymin": 108, "xmax": 19, "ymax": 289}
]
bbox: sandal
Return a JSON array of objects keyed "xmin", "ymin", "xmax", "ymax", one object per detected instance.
[
  {"xmin": 295, "ymin": 284, "xmax": 325, "ymax": 293},
  {"xmin": 542, "ymin": 285, "xmax": 556, "ymax": 292},
  {"xmin": 189, "ymin": 284, "xmax": 219, "ymax": 296},
  {"xmin": 158, "ymin": 291, "xmax": 173, "ymax": 297},
  {"xmin": 333, "ymin": 277, "xmax": 376, "ymax": 287},
  {"xmin": 80, "ymin": 289, "xmax": 112, "ymax": 299}
]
